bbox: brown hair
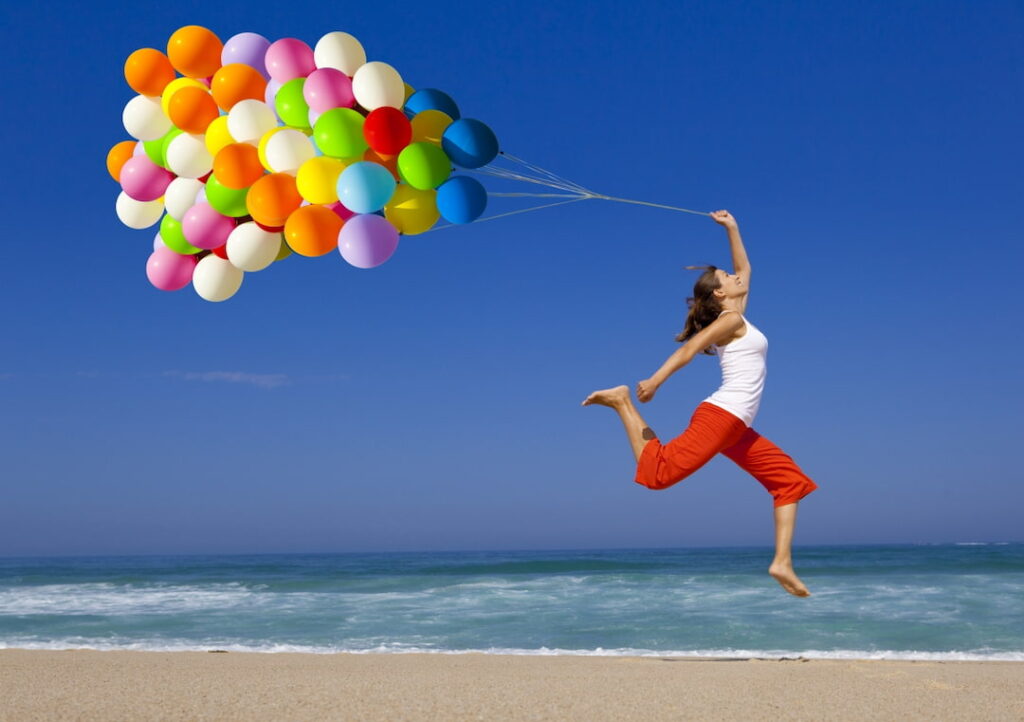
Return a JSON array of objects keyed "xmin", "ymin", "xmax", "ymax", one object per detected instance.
[{"xmin": 675, "ymin": 266, "xmax": 722, "ymax": 354}]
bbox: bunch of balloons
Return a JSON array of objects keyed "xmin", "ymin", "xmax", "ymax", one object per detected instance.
[{"xmin": 109, "ymin": 26, "xmax": 498, "ymax": 301}]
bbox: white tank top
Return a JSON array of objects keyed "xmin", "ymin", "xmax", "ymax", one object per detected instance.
[{"xmin": 703, "ymin": 312, "xmax": 767, "ymax": 427}]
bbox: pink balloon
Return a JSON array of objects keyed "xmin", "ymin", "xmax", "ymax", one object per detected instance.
[
  {"xmin": 338, "ymin": 213, "xmax": 399, "ymax": 268},
  {"xmin": 265, "ymin": 38, "xmax": 316, "ymax": 83},
  {"xmin": 120, "ymin": 156, "xmax": 175, "ymax": 202},
  {"xmin": 328, "ymin": 201, "xmax": 356, "ymax": 222},
  {"xmin": 303, "ymin": 68, "xmax": 355, "ymax": 113},
  {"xmin": 182, "ymin": 202, "xmax": 236, "ymax": 250},
  {"xmin": 146, "ymin": 247, "xmax": 197, "ymax": 291}
]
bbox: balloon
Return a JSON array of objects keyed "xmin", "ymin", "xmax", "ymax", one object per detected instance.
[
  {"xmin": 158, "ymin": 128, "xmax": 184, "ymax": 166},
  {"xmin": 153, "ymin": 230, "xmax": 166, "ymax": 251},
  {"xmin": 193, "ymin": 254, "xmax": 244, "ymax": 302},
  {"xmin": 403, "ymin": 88, "xmax": 460, "ymax": 120},
  {"xmin": 396, "ymin": 142, "xmax": 451, "ymax": 190},
  {"xmin": 122, "ymin": 95, "xmax": 172, "ymax": 141},
  {"xmin": 257, "ymin": 127, "xmax": 286, "ymax": 170},
  {"xmin": 226, "ymin": 221, "xmax": 281, "ymax": 271},
  {"xmin": 211, "ymin": 63, "xmax": 267, "ymax": 111},
  {"xmin": 160, "ymin": 77, "xmax": 207, "ymax": 117},
  {"xmin": 159, "ymin": 212, "xmax": 200, "ymax": 254},
  {"xmin": 204, "ymin": 174, "xmax": 251, "ymax": 217},
  {"xmin": 363, "ymin": 148, "xmax": 399, "ymax": 181},
  {"xmin": 164, "ymin": 177, "xmax": 205, "ymax": 220},
  {"xmin": 167, "ymin": 86, "xmax": 219, "ymax": 134},
  {"xmin": 336, "ymin": 161, "xmax": 396, "ymax": 213},
  {"xmin": 204, "ymin": 115, "xmax": 235, "ymax": 155},
  {"xmin": 274, "ymin": 78, "xmax": 310, "ymax": 128},
  {"xmin": 441, "ymin": 119, "xmax": 499, "ymax": 169},
  {"xmin": 246, "ymin": 172, "xmax": 302, "ymax": 227},
  {"xmin": 120, "ymin": 155, "xmax": 175, "ymax": 201},
  {"xmin": 147, "ymin": 246, "xmax": 197, "ymax": 291},
  {"xmin": 264, "ymin": 79, "xmax": 282, "ymax": 111},
  {"xmin": 116, "ymin": 192, "xmax": 164, "ymax": 229},
  {"xmin": 167, "ymin": 25, "xmax": 223, "ymax": 79},
  {"xmin": 212, "ymin": 243, "xmax": 230, "ymax": 260},
  {"xmin": 265, "ymin": 38, "xmax": 315, "ymax": 83},
  {"xmin": 182, "ymin": 202, "xmax": 236, "ymax": 250},
  {"xmin": 296, "ymin": 156, "xmax": 346, "ymax": 204},
  {"xmin": 264, "ymin": 128, "xmax": 316, "ymax": 173},
  {"xmin": 436, "ymin": 176, "xmax": 487, "ymax": 224},
  {"xmin": 351, "ymin": 62, "xmax": 404, "ymax": 111},
  {"xmin": 284, "ymin": 204, "xmax": 344, "ymax": 257},
  {"xmin": 106, "ymin": 140, "xmax": 138, "ymax": 181},
  {"xmin": 384, "ymin": 184, "xmax": 439, "ymax": 235},
  {"xmin": 328, "ymin": 200, "xmax": 356, "ymax": 221},
  {"xmin": 227, "ymin": 99, "xmax": 278, "ymax": 144},
  {"xmin": 363, "ymin": 107, "xmax": 412, "ymax": 155},
  {"xmin": 410, "ymin": 109, "xmax": 453, "ymax": 145},
  {"xmin": 165, "ymin": 132, "xmax": 213, "ymax": 179},
  {"xmin": 221, "ymin": 32, "xmax": 271, "ymax": 77},
  {"xmin": 142, "ymin": 133, "xmax": 169, "ymax": 168},
  {"xmin": 313, "ymin": 108, "xmax": 367, "ymax": 159},
  {"xmin": 313, "ymin": 32, "xmax": 366, "ymax": 75},
  {"xmin": 338, "ymin": 213, "xmax": 399, "ymax": 268},
  {"xmin": 213, "ymin": 142, "xmax": 264, "ymax": 189},
  {"xmin": 124, "ymin": 48, "xmax": 176, "ymax": 97},
  {"xmin": 303, "ymin": 68, "xmax": 355, "ymax": 113}
]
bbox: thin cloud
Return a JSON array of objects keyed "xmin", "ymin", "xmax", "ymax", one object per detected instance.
[{"xmin": 164, "ymin": 371, "xmax": 291, "ymax": 390}]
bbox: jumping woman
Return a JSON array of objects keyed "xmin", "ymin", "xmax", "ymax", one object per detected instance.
[{"xmin": 582, "ymin": 210, "xmax": 818, "ymax": 597}]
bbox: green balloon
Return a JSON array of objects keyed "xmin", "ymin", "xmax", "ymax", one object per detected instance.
[
  {"xmin": 275, "ymin": 78, "xmax": 310, "ymax": 129},
  {"xmin": 160, "ymin": 214, "xmax": 200, "ymax": 255},
  {"xmin": 313, "ymin": 108, "xmax": 367, "ymax": 159},
  {"xmin": 160, "ymin": 128, "xmax": 183, "ymax": 167},
  {"xmin": 397, "ymin": 142, "xmax": 452, "ymax": 190},
  {"xmin": 143, "ymin": 137, "xmax": 166, "ymax": 167},
  {"xmin": 205, "ymin": 174, "xmax": 250, "ymax": 217}
]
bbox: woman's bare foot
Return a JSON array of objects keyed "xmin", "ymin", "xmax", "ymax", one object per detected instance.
[
  {"xmin": 769, "ymin": 561, "xmax": 811, "ymax": 597},
  {"xmin": 581, "ymin": 385, "xmax": 630, "ymax": 407}
]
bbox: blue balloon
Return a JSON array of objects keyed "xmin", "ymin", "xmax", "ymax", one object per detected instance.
[
  {"xmin": 403, "ymin": 88, "xmax": 460, "ymax": 120},
  {"xmin": 441, "ymin": 119, "xmax": 499, "ymax": 169},
  {"xmin": 337, "ymin": 162, "xmax": 397, "ymax": 214},
  {"xmin": 436, "ymin": 176, "xmax": 487, "ymax": 224}
]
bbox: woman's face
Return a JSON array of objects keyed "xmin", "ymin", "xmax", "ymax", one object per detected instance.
[{"xmin": 714, "ymin": 269, "xmax": 745, "ymax": 298}]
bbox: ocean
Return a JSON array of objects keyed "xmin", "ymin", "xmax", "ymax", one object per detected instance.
[{"xmin": 1, "ymin": 543, "xmax": 1021, "ymax": 661}]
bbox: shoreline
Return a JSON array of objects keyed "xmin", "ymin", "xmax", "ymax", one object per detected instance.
[{"xmin": 2, "ymin": 649, "xmax": 1021, "ymax": 721}]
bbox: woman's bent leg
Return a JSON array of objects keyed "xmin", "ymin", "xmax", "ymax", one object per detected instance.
[{"xmin": 581, "ymin": 385, "xmax": 655, "ymax": 461}]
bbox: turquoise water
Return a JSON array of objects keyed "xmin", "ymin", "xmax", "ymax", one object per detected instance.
[{"xmin": 1, "ymin": 543, "xmax": 1022, "ymax": 660}]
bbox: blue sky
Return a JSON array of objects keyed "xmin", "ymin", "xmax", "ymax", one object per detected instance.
[{"xmin": 0, "ymin": 0, "xmax": 1021, "ymax": 555}]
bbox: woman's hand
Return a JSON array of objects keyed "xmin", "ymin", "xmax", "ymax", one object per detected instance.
[
  {"xmin": 710, "ymin": 209, "xmax": 738, "ymax": 230},
  {"xmin": 636, "ymin": 378, "xmax": 660, "ymax": 403}
]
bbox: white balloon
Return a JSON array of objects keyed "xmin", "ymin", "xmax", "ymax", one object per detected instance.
[
  {"xmin": 264, "ymin": 129, "xmax": 316, "ymax": 174},
  {"xmin": 116, "ymin": 191, "xmax": 164, "ymax": 229},
  {"xmin": 164, "ymin": 177, "xmax": 205, "ymax": 220},
  {"xmin": 165, "ymin": 133, "xmax": 213, "ymax": 179},
  {"xmin": 228, "ymin": 99, "xmax": 279, "ymax": 144},
  {"xmin": 351, "ymin": 62, "xmax": 404, "ymax": 111},
  {"xmin": 314, "ymin": 32, "xmax": 366, "ymax": 76},
  {"xmin": 226, "ymin": 222, "xmax": 282, "ymax": 272},
  {"xmin": 193, "ymin": 255, "xmax": 244, "ymax": 302},
  {"xmin": 123, "ymin": 95, "xmax": 172, "ymax": 141}
]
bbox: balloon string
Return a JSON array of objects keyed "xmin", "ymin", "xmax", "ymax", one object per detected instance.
[
  {"xmin": 586, "ymin": 194, "xmax": 711, "ymax": 216},
  {"xmin": 468, "ymin": 166, "xmax": 585, "ymax": 193},
  {"xmin": 497, "ymin": 153, "xmax": 593, "ymax": 194},
  {"xmin": 425, "ymin": 197, "xmax": 591, "ymax": 233},
  {"xmin": 489, "ymin": 192, "xmax": 589, "ymax": 198}
]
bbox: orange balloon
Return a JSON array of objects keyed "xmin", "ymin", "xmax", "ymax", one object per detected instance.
[
  {"xmin": 211, "ymin": 63, "xmax": 268, "ymax": 111},
  {"xmin": 106, "ymin": 140, "xmax": 138, "ymax": 181},
  {"xmin": 124, "ymin": 48, "xmax": 176, "ymax": 97},
  {"xmin": 284, "ymin": 205, "xmax": 345, "ymax": 257},
  {"xmin": 247, "ymin": 173, "xmax": 303, "ymax": 228},
  {"xmin": 364, "ymin": 148, "xmax": 400, "ymax": 181},
  {"xmin": 213, "ymin": 143, "xmax": 265, "ymax": 189},
  {"xmin": 167, "ymin": 86, "xmax": 220, "ymax": 134},
  {"xmin": 166, "ymin": 25, "xmax": 223, "ymax": 79}
]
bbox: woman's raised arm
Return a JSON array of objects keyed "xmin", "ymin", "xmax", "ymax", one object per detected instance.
[{"xmin": 711, "ymin": 210, "xmax": 751, "ymax": 287}]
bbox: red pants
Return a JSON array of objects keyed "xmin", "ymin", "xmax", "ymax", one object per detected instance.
[{"xmin": 635, "ymin": 402, "xmax": 818, "ymax": 507}]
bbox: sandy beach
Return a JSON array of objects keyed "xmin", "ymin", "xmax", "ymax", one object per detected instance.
[{"xmin": 0, "ymin": 650, "xmax": 1021, "ymax": 721}]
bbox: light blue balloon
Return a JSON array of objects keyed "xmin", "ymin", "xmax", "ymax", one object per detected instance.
[
  {"xmin": 336, "ymin": 162, "xmax": 397, "ymax": 214},
  {"xmin": 441, "ymin": 119, "xmax": 499, "ymax": 169},
  {"xmin": 436, "ymin": 176, "xmax": 487, "ymax": 224}
]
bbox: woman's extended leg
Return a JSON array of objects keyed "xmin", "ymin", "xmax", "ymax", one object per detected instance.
[
  {"xmin": 768, "ymin": 503, "xmax": 810, "ymax": 597},
  {"xmin": 581, "ymin": 385, "xmax": 653, "ymax": 461}
]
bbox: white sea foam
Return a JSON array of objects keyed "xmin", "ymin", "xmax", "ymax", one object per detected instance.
[{"xmin": 0, "ymin": 583, "xmax": 263, "ymax": 615}]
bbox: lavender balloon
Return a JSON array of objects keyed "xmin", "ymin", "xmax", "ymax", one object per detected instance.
[
  {"xmin": 222, "ymin": 32, "xmax": 271, "ymax": 78},
  {"xmin": 182, "ymin": 202, "xmax": 236, "ymax": 250},
  {"xmin": 146, "ymin": 247, "xmax": 197, "ymax": 291},
  {"xmin": 338, "ymin": 214, "xmax": 399, "ymax": 268}
]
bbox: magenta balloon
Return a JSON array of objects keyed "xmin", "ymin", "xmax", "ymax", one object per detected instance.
[
  {"xmin": 146, "ymin": 247, "xmax": 197, "ymax": 291},
  {"xmin": 120, "ymin": 155, "xmax": 175, "ymax": 201},
  {"xmin": 182, "ymin": 202, "xmax": 236, "ymax": 250},
  {"xmin": 303, "ymin": 68, "xmax": 355, "ymax": 113},
  {"xmin": 265, "ymin": 38, "xmax": 316, "ymax": 83},
  {"xmin": 338, "ymin": 213, "xmax": 399, "ymax": 268},
  {"xmin": 222, "ymin": 32, "xmax": 271, "ymax": 78},
  {"xmin": 328, "ymin": 201, "xmax": 356, "ymax": 222}
]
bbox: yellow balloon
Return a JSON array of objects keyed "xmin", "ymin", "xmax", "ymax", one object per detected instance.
[
  {"xmin": 410, "ymin": 110, "xmax": 453, "ymax": 146},
  {"xmin": 296, "ymin": 157, "xmax": 347, "ymax": 204},
  {"xmin": 204, "ymin": 115, "xmax": 234, "ymax": 156},
  {"xmin": 403, "ymin": 82, "xmax": 415, "ymax": 104},
  {"xmin": 257, "ymin": 127, "xmax": 286, "ymax": 171},
  {"xmin": 384, "ymin": 184, "xmax": 439, "ymax": 235},
  {"xmin": 161, "ymin": 77, "xmax": 208, "ymax": 117}
]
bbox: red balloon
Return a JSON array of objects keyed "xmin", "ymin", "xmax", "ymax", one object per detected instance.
[
  {"xmin": 212, "ymin": 244, "xmax": 230, "ymax": 259},
  {"xmin": 363, "ymin": 107, "xmax": 412, "ymax": 156}
]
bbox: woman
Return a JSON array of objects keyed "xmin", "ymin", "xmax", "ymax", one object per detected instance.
[{"xmin": 582, "ymin": 210, "xmax": 818, "ymax": 597}]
